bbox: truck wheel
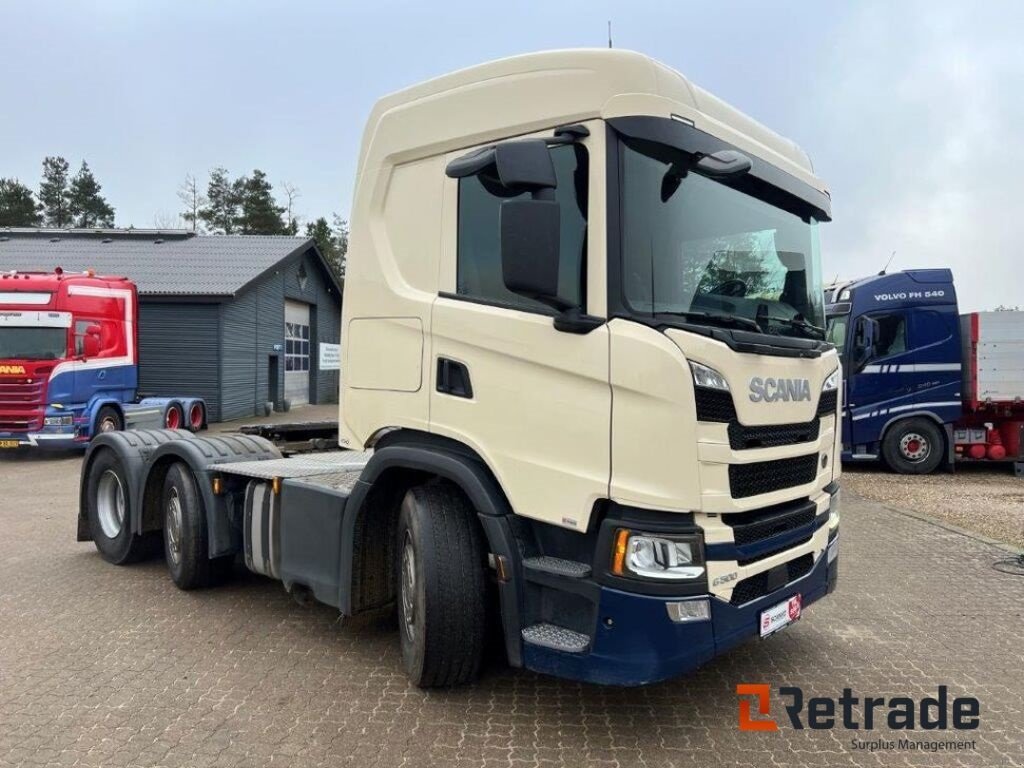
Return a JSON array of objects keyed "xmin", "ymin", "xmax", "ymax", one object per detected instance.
[
  {"xmin": 86, "ymin": 450, "xmax": 158, "ymax": 564},
  {"xmin": 162, "ymin": 462, "xmax": 215, "ymax": 590},
  {"xmin": 396, "ymin": 482, "xmax": 487, "ymax": 688},
  {"xmin": 94, "ymin": 405, "xmax": 123, "ymax": 436},
  {"xmin": 882, "ymin": 417, "xmax": 945, "ymax": 474},
  {"xmin": 164, "ymin": 403, "xmax": 183, "ymax": 429}
]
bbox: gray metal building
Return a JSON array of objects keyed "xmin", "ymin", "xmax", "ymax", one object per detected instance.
[{"xmin": 0, "ymin": 229, "xmax": 343, "ymax": 422}]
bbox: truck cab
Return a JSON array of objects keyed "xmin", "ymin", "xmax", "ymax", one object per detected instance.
[
  {"xmin": 826, "ymin": 269, "xmax": 962, "ymax": 471},
  {"xmin": 79, "ymin": 49, "xmax": 841, "ymax": 688},
  {"xmin": 0, "ymin": 270, "xmax": 204, "ymax": 448}
]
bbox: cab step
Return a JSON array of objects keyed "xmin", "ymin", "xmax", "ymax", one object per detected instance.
[
  {"xmin": 522, "ymin": 556, "xmax": 591, "ymax": 578},
  {"xmin": 521, "ymin": 623, "xmax": 590, "ymax": 653}
]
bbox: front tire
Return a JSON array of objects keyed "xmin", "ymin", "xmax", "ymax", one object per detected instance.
[
  {"xmin": 162, "ymin": 462, "xmax": 218, "ymax": 589},
  {"xmin": 396, "ymin": 482, "xmax": 488, "ymax": 688},
  {"xmin": 86, "ymin": 450, "xmax": 158, "ymax": 564},
  {"xmin": 94, "ymin": 405, "xmax": 123, "ymax": 436},
  {"xmin": 882, "ymin": 417, "xmax": 945, "ymax": 474}
]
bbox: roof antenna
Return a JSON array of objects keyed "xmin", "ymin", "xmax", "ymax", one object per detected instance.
[
  {"xmin": 879, "ymin": 250, "xmax": 896, "ymax": 276},
  {"xmin": 607, "ymin": 20, "xmax": 613, "ymax": 48}
]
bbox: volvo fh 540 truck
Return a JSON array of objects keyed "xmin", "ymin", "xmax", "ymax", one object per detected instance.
[
  {"xmin": 0, "ymin": 270, "xmax": 206, "ymax": 448},
  {"xmin": 826, "ymin": 268, "xmax": 1024, "ymax": 474},
  {"xmin": 78, "ymin": 50, "xmax": 841, "ymax": 687}
]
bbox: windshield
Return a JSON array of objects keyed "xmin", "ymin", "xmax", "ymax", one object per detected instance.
[
  {"xmin": 620, "ymin": 138, "xmax": 826, "ymax": 338},
  {"xmin": 0, "ymin": 327, "xmax": 68, "ymax": 360}
]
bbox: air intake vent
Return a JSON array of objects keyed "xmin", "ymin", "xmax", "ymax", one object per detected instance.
[
  {"xmin": 727, "ymin": 419, "xmax": 820, "ymax": 450},
  {"xmin": 694, "ymin": 387, "xmax": 736, "ymax": 423},
  {"xmin": 817, "ymin": 390, "xmax": 837, "ymax": 417},
  {"xmin": 728, "ymin": 454, "xmax": 818, "ymax": 498},
  {"xmin": 729, "ymin": 553, "xmax": 814, "ymax": 605}
]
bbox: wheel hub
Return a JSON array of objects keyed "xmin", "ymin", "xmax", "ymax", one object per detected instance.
[
  {"xmin": 96, "ymin": 470, "xmax": 126, "ymax": 539},
  {"xmin": 400, "ymin": 532, "xmax": 417, "ymax": 642},
  {"xmin": 166, "ymin": 487, "xmax": 183, "ymax": 565},
  {"xmin": 900, "ymin": 432, "xmax": 929, "ymax": 461}
]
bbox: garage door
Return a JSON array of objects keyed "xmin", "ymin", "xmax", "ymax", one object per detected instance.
[{"xmin": 284, "ymin": 300, "xmax": 310, "ymax": 406}]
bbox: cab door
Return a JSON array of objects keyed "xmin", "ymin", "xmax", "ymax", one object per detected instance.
[
  {"xmin": 847, "ymin": 310, "xmax": 910, "ymax": 448},
  {"xmin": 430, "ymin": 126, "xmax": 609, "ymax": 531}
]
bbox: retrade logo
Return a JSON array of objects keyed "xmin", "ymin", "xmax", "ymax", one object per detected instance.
[
  {"xmin": 748, "ymin": 377, "xmax": 811, "ymax": 402},
  {"xmin": 737, "ymin": 685, "xmax": 980, "ymax": 732}
]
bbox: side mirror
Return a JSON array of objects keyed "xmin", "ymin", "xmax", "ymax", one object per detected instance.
[
  {"xmin": 82, "ymin": 324, "xmax": 101, "ymax": 358},
  {"xmin": 446, "ymin": 138, "xmax": 557, "ymax": 191},
  {"xmin": 852, "ymin": 316, "xmax": 878, "ymax": 373},
  {"xmin": 500, "ymin": 198, "xmax": 569, "ymax": 310}
]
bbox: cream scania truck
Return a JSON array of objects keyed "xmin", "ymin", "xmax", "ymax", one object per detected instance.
[{"xmin": 78, "ymin": 50, "xmax": 841, "ymax": 687}]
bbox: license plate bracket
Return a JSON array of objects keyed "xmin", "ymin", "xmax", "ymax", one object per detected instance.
[{"xmin": 759, "ymin": 594, "xmax": 802, "ymax": 638}]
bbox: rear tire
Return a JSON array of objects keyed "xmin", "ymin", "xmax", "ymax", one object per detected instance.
[
  {"xmin": 86, "ymin": 450, "xmax": 158, "ymax": 564},
  {"xmin": 162, "ymin": 462, "xmax": 214, "ymax": 589},
  {"xmin": 396, "ymin": 482, "xmax": 488, "ymax": 688},
  {"xmin": 164, "ymin": 403, "xmax": 184, "ymax": 430},
  {"xmin": 882, "ymin": 417, "xmax": 945, "ymax": 474}
]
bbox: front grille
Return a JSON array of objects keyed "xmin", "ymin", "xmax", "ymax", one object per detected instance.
[
  {"xmin": 723, "ymin": 499, "xmax": 817, "ymax": 546},
  {"xmin": 694, "ymin": 387, "xmax": 736, "ymax": 423},
  {"xmin": 729, "ymin": 553, "xmax": 814, "ymax": 605},
  {"xmin": 817, "ymin": 390, "xmax": 837, "ymax": 417},
  {"xmin": 729, "ymin": 454, "xmax": 818, "ymax": 498},
  {"xmin": 0, "ymin": 378, "xmax": 45, "ymax": 432},
  {"xmin": 737, "ymin": 535, "xmax": 813, "ymax": 566},
  {"xmin": 727, "ymin": 419, "xmax": 820, "ymax": 450}
]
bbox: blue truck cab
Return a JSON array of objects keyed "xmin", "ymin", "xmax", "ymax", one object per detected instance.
[{"xmin": 825, "ymin": 269, "xmax": 963, "ymax": 472}]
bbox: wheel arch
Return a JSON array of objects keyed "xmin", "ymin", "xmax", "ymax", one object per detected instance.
[{"xmin": 341, "ymin": 429, "xmax": 524, "ymax": 667}]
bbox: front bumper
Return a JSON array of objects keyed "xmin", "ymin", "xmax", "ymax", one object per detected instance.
[
  {"xmin": 0, "ymin": 428, "xmax": 85, "ymax": 450},
  {"xmin": 523, "ymin": 544, "xmax": 837, "ymax": 686}
]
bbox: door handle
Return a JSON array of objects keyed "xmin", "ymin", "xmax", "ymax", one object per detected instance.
[{"xmin": 436, "ymin": 358, "xmax": 473, "ymax": 399}]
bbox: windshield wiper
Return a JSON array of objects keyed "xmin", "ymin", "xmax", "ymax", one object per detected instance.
[
  {"xmin": 762, "ymin": 314, "xmax": 825, "ymax": 339},
  {"xmin": 655, "ymin": 310, "xmax": 764, "ymax": 334}
]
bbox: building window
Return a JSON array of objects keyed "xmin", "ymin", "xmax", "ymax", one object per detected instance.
[
  {"xmin": 455, "ymin": 143, "xmax": 588, "ymax": 312},
  {"xmin": 285, "ymin": 321, "xmax": 310, "ymax": 371},
  {"xmin": 297, "ymin": 263, "xmax": 308, "ymax": 291}
]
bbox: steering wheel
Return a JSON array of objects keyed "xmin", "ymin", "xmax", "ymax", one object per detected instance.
[{"xmin": 710, "ymin": 279, "xmax": 747, "ymax": 297}]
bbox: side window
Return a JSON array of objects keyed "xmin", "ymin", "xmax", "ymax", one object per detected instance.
[
  {"xmin": 873, "ymin": 312, "xmax": 907, "ymax": 357},
  {"xmin": 73, "ymin": 320, "xmax": 91, "ymax": 356},
  {"xmin": 456, "ymin": 143, "xmax": 588, "ymax": 312}
]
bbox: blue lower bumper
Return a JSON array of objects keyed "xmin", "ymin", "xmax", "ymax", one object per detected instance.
[
  {"xmin": 0, "ymin": 429, "xmax": 84, "ymax": 450},
  {"xmin": 523, "ymin": 550, "xmax": 836, "ymax": 686}
]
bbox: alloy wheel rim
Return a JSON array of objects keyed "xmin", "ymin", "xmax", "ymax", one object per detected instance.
[
  {"xmin": 400, "ymin": 531, "xmax": 417, "ymax": 642},
  {"xmin": 96, "ymin": 469, "xmax": 126, "ymax": 539},
  {"xmin": 166, "ymin": 487, "xmax": 183, "ymax": 565}
]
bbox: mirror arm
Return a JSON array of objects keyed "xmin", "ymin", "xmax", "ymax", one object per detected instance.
[{"xmin": 553, "ymin": 306, "xmax": 605, "ymax": 335}]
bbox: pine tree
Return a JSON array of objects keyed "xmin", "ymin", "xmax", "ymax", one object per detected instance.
[
  {"xmin": 68, "ymin": 161, "xmax": 116, "ymax": 228},
  {"xmin": 199, "ymin": 167, "xmax": 240, "ymax": 234},
  {"xmin": 236, "ymin": 169, "xmax": 287, "ymax": 234},
  {"xmin": 0, "ymin": 178, "xmax": 42, "ymax": 227},
  {"xmin": 306, "ymin": 215, "xmax": 349, "ymax": 279},
  {"xmin": 38, "ymin": 156, "xmax": 72, "ymax": 228}
]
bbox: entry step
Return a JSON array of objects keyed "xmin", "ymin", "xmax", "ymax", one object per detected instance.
[
  {"xmin": 523, "ymin": 556, "xmax": 592, "ymax": 579},
  {"xmin": 521, "ymin": 623, "xmax": 590, "ymax": 653}
]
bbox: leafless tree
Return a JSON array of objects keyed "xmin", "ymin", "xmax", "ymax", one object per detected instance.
[
  {"xmin": 282, "ymin": 182, "xmax": 300, "ymax": 234},
  {"xmin": 152, "ymin": 209, "xmax": 181, "ymax": 229},
  {"xmin": 177, "ymin": 173, "xmax": 207, "ymax": 233}
]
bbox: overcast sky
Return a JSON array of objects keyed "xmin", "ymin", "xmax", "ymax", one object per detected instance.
[{"xmin": 3, "ymin": 0, "xmax": 1021, "ymax": 311}]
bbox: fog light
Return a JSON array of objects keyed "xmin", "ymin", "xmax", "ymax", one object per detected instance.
[
  {"xmin": 666, "ymin": 599, "xmax": 711, "ymax": 623},
  {"xmin": 828, "ymin": 488, "xmax": 841, "ymax": 527}
]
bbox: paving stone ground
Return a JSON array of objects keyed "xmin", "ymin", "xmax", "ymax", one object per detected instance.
[{"xmin": 1, "ymin": 444, "xmax": 1021, "ymax": 767}]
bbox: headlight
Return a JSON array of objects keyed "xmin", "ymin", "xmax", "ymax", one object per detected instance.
[
  {"xmin": 43, "ymin": 415, "xmax": 74, "ymax": 427},
  {"xmin": 612, "ymin": 529, "xmax": 705, "ymax": 580},
  {"xmin": 822, "ymin": 367, "xmax": 841, "ymax": 392},
  {"xmin": 689, "ymin": 361, "xmax": 729, "ymax": 391}
]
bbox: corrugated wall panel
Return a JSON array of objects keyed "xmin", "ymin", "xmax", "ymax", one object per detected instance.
[{"xmin": 138, "ymin": 302, "xmax": 222, "ymax": 421}]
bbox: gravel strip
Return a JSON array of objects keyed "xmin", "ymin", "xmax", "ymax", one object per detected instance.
[{"xmin": 842, "ymin": 462, "xmax": 1024, "ymax": 548}]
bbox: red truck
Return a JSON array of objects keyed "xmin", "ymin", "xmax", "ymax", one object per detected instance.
[{"xmin": 0, "ymin": 269, "xmax": 206, "ymax": 449}]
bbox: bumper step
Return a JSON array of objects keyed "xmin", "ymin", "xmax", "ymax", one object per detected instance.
[
  {"xmin": 523, "ymin": 556, "xmax": 591, "ymax": 578},
  {"xmin": 521, "ymin": 623, "xmax": 590, "ymax": 653}
]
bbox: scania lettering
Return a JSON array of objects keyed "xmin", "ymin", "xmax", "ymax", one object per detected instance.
[
  {"xmin": 0, "ymin": 270, "xmax": 206, "ymax": 448},
  {"xmin": 826, "ymin": 268, "xmax": 1024, "ymax": 474},
  {"xmin": 78, "ymin": 50, "xmax": 841, "ymax": 687}
]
